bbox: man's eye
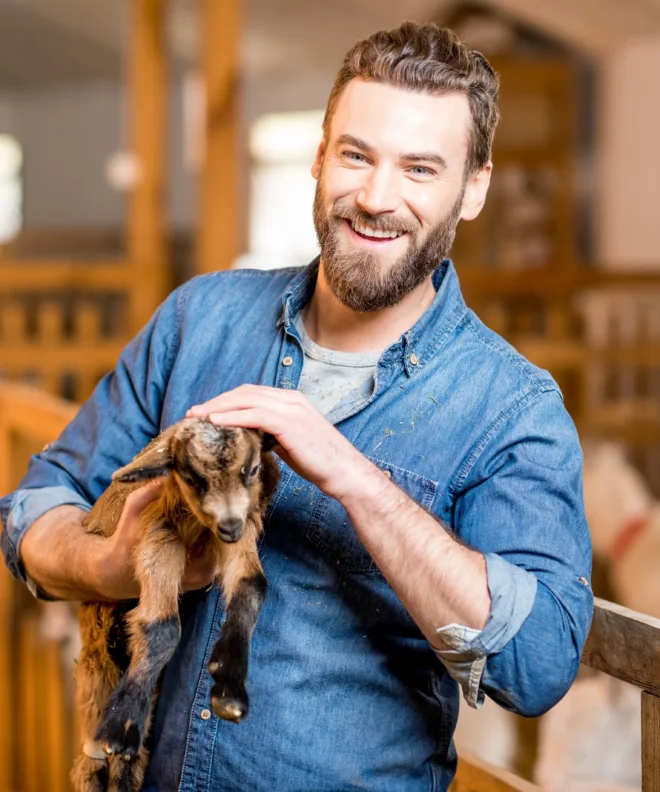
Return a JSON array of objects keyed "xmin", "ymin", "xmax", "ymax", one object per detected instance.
[{"xmin": 343, "ymin": 151, "xmax": 366, "ymax": 162}]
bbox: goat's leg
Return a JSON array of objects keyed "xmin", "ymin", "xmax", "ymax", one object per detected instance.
[
  {"xmin": 96, "ymin": 528, "xmax": 185, "ymax": 764},
  {"xmin": 209, "ymin": 535, "xmax": 267, "ymax": 723},
  {"xmin": 71, "ymin": 602, "xmax": 126, "ymax": 792}
]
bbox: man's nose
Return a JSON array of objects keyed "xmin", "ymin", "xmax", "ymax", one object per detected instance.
[{"xmin": 356, "ymin": 166, "xmax": 401, "ymax": 216}]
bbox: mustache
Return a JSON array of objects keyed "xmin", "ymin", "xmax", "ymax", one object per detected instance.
[{"xmin": 333, "ymin": 205, "xmax": 417, "ymax": 235}]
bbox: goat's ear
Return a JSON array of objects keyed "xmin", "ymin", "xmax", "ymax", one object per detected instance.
[
  {"xmin": 259, "ymin": 453, "xmax": 280, "ymax": 502},
  {"xmin": 112, "ymin": 439, "xmax": 174, "ymax": 483},
  {"xmin": 261, "ymin": 432, "xmax": 278, "ymax": 453}
]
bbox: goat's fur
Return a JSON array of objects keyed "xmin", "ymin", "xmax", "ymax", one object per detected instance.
[{"xmin": 71, "ymin": 418, "xmax": 279, "ymax": 792}]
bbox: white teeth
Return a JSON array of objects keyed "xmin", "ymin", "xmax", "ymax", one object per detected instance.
[{"xmin": 350, "ymin": 221, "xmax": 403, "ymax": 239}]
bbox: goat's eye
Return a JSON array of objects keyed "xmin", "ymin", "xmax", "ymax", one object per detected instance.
[{"xmin": 241, "ymin": 465, "xmax": 247, "ymax": 475}]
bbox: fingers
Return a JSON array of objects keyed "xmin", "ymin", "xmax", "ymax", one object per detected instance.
[
  {"xmin": 124, "ymin": 479, "xmax": 165, "ymax": 515},
  {"xmin": 187, "ymin": 385, "xmax": 305, "ymax": 419}
]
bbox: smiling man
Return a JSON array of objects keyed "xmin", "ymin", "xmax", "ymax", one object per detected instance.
[{"xmin": 1, "ymin": 22, "xmax": 592, "ymax": 792}]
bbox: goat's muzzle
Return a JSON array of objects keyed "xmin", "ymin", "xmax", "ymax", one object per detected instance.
[{"xmin": 217, "ymin": 517, "xmax": 243, "ymax": 543}]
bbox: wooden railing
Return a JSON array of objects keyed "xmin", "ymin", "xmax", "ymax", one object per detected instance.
[
  {"xmin": 2, "ymin": 385, "xmax": 660, "ymax": 792},
  {"xmin": 0, "ymin": 384, "xmax": 78, "ymax": 792}
]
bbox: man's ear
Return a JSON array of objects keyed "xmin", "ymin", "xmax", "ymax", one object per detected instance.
[
  {"xmin": 112, "ymin": 434, "xmax": 174, "ymax": 483},
  {"xmin": 311, "ymin": 138, "xmax": 326, "ymax": 181},
  {"xmin": 460, "ymin": 162, "xmax": 492, "ymax": 222}
]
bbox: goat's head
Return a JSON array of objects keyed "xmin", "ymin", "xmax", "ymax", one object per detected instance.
[{"xmin": 112, "ymin": 418, "xmax": 279, "ymax": 543}]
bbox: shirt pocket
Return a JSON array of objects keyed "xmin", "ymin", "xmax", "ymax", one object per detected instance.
[{"xmin": 305, "ymin": 456, "xmax": 438, "ymax": 575}]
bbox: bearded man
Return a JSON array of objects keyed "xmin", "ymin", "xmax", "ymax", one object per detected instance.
[{"xmin": 2, "ymin": 21, "xmax": 592, "ymax": 792}]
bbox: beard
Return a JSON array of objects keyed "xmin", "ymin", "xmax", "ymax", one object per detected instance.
[{"xmin": 313, "ymin": 179, "xmax": 465, "ymax": 313}]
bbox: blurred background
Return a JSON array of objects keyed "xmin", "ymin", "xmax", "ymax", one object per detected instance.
[{"xmin": 1, "ymin": 1, "xmax": 660, "ymax": 791}]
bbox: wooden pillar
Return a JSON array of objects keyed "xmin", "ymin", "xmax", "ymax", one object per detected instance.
[
  {"xmin": 642, "ymin": 691, "xmax": 660, "ymax": 791},
  {"xmin": 126, "ymin": 0, "xmax": 168, "ymax": 334},
  {"xmin": 197, "ymin": 0, "xmax": 241, "ymax": 274}
]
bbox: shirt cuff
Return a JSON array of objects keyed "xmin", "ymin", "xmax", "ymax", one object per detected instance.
[
  {"xmin": 1, "ymin": 486, "xmax": 92, "ymax": 587},
  {"xmin": 432, "ymin": 553, "xmax": 538, "ymax": 709}
]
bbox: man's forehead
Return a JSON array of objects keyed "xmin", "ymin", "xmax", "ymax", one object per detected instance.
[{"xmin": 328, "ymin": 79, "xmax": 471, "ymax": 164}]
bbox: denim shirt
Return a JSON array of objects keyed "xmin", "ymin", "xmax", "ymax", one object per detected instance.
[{"xmin": 0, "ymin": 260, "xmax": 593, "ymax": 792}]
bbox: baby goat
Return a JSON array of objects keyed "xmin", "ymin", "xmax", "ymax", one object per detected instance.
[{"xmin": 71, "ymin": 418, "xmax": 279, "ymax": 792}]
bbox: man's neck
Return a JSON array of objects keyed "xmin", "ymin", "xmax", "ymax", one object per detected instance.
[{"xmin": 301, "ymin": 261, "xmax": 437, "ymax": 354}]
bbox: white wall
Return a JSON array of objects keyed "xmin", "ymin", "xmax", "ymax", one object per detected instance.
[{"xmin": 597, "ymin": 36, "xmax": 660, "ymax": 269}]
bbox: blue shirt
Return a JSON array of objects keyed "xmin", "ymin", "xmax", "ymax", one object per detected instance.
[{"xmin": 0, "ymin": 259, "xmax": 593, "ymax": 792}]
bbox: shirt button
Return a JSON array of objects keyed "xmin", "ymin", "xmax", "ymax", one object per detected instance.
[
  {"xmin": 383, "ymin": 470, "xmax": 392, "ymax": 479},
  {"xmin": 282, "ymin": 356, "xmax": 293, "ymax": 367},
  {"xmin": 200, "ymin": 708, "xmax": 212, "ymax": 720},
  {"xmin": 409, "ymin": 354, "xmax": 419, "ymax": 366},
  {"xmin": 579, "ymin": 576, "xmax": 590, "ymax": 587}
]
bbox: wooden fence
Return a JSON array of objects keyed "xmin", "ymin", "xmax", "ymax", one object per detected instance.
[{"xmin": 1, "ymin": 383, "xmax": 660, "ymax": 791}]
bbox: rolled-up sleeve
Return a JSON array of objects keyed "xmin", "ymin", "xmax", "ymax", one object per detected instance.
[
  {"xmin": 436, "ymin": 388, "xmax": 593, "ymax": 717},
  {"xmin": 0, "ymin": 283, "xmax": 186, "ymax": 586},
  {"xmin": 433, "ymin": 552, "xmax": 538, "ymax": 708},
  {"xmin": 0, "ymin": 486, "xmax": 92, "ymax": 584}
]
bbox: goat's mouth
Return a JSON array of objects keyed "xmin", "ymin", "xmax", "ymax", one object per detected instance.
[{"xmin": 216, "ymin": 520, "xmax": 244, "ymax": 543}]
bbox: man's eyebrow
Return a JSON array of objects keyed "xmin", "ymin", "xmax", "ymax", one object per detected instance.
[
  {"xmin": 401, "ymin": 151, "xmax": 448, "ymax": 170},
  {"xmin": 335, "ymin": 134, "xmax": 447, "ymax": 170},
  {"xmin": 335, "ymin": 134, "xmax": 372, "ymax": 150}
]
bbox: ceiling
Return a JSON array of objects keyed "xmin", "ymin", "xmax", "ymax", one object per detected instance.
[{"xmin": 2, "ymin": 0, "xmax": 660, "ymax": 91}]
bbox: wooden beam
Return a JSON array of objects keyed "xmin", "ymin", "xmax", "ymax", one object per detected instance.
[
  {"xmin": 197, "ymin": 0, "xmax": 241, "ymax": 274},
  {"xmin": 582, "ymin": 598, "xmax": 660, "ymax": 696},
  {"xmin": 126, "ymin": 0, "xmax": 168, "ymax": 334},
  {"xmin": 451, "ymin": 750, "xmax": 540, "ymax": 792},
  {"xmin": 642, "ymin": 692, "xmax": 660, "ymax": 792}
]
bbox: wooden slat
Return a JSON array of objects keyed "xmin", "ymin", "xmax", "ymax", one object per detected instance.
[
  {"xmin": 126, "ymin": 0, "xmax": 167, "ymax": 335},
  {"xmin": 0, "ymin": 343, "xmax": 123, "ymax": 371},
  {"xmin": 18, "ymin": 616, "xmax": 40, "ymax": 792},
  {"xmin": 0, "ymin": 382, "xmax": 78, "ymax": 440},
  {"xmin": 44, "ymin": 639, "xmax": 69, "ymax": 792},
  {"xmin": 582, "ymin": 598, "xmax": 660, "ymax": 696},
  {"xmin": 197, "ymin": 0, "xmax": 240, "ymax": 274},
  {"xmin": 642, "ymin": 692, "xmax": 660, "ymax": 792},
  {"xmin": 0, "ymin": 260, "xmax": 129, "ymax": 289},
  {"xmin": 451, "ymin": 750, "xmax": 540, "ymax": 792}
]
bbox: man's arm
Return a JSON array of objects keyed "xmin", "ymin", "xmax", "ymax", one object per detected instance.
[
  {"xmin": 1, "ymin": 285, "xmax": 184, "ymax": 598},
  {"xmin": 189, "ymin": 384, "xmax": 593, "ymax": 716},
  {"xmin": 339, "ymin": 466, "xmax": 491, "ymax": 642},
  {"xmin": 20, "ymin": 493, "xmax": 216, "ymax": 602}
]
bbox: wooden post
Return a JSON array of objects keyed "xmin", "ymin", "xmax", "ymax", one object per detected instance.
[
  {"xmin": 642, "ymin": 691, "xmax": 660, "ymax": 791},
  {"xmin": 126, "ymin": 0, "xmax": 168, "ymax": 335},
  {"xmin": 0, "ymin": 414, "xmax": 14, "ymax": 791},
  {"xmin": 197, "ymin": 0, "xmax": 241, "ymax": 274}
]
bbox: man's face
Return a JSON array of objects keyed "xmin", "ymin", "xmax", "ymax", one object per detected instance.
[{"xmin": 312, "ymin": 79, "xmax": 490, "ymax": 312}]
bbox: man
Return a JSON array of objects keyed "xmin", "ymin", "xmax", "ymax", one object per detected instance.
[{"xmin": 1, "ymin": 21, "xmax": 592, "ymax": 792}]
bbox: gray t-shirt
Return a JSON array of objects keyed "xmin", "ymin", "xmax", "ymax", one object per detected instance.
[{"xmin": 294, "ymin": 315, "xmax": 380, "ymax": 419}]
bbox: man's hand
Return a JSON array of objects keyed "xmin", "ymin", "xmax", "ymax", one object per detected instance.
[
  {"xmin": 100, "ymin": 480, "xmax": 216, "ymax": 600},
  {"xmin": 187, "ymin": 385, "xmax": 383, "ymax": 502}
]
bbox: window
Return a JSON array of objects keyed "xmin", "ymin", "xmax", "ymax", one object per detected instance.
[
  {"xmin": 0, "ymin": 135, "xmax": 23, "ymax": 244},
  {"xmin": 238, "ymin": 111, "xmax": 324, "ymax": 270}
]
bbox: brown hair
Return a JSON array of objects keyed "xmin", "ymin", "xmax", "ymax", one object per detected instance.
[{"xmin": 323, "ymin": 21, "xmax": 500, "ymax": 175}]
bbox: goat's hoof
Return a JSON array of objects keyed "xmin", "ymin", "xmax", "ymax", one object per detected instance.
[
  {"xmin": 96, "ymin": 718, "xmax": 142, "ymax": 759},
  {"xmin": 211, "ymin": 696, "xmax": 247, "ymax": 724},
  {"xmin": 211, "ymin": 681, "xmax": 248, "ymax": 724}
]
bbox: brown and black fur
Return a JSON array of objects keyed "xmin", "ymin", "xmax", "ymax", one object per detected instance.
[{"xmin": 71, "ymin": 418, "xmax": 279, "ymax": 792}]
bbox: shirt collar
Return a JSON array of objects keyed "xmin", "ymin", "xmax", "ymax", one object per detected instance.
[{"xmin": 278, "ymin": 256, "xmax": 467, "ymax": 374}]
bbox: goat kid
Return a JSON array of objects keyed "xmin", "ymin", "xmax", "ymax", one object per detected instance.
[{"xmin": 71, "ymin": 418, "xmax": 279, "ymax": 792}]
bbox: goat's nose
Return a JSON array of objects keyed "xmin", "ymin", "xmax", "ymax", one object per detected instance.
[{"xmin": 217, "ymin": 517, "xmax": 243, "ymax": 543}]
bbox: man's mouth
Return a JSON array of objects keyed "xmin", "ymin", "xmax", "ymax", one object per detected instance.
[{"xmin": 345, "ymin": 218, "xmax": 407, "ymax": 243}]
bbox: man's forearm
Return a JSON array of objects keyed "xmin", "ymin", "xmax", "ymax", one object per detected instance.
[
  {"xmin": 20, "ymin": 505, "xmax": 118, "ymax": 601},
  {"xmin": 339, "ymin": 465, "xmax": 491, "ymax": 646}
]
